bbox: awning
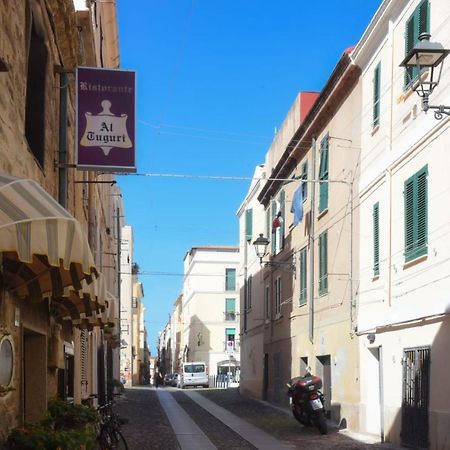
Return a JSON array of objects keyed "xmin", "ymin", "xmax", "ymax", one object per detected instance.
[{"xmin": 0, "ymin": 174, "xmax": 101, "ymax": 320}]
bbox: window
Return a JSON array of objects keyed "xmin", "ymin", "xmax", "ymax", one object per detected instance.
[
  {"xmin": 25, "ymin": 14, "xmax": 48, "ymax": 167},
  {"xmin": 271, "ymin": 190, "xmax": 285, "ymax": 255},
  {"xmin": 318, "ymin": 135, "xmax": 329, "ymax": 214},
  {"xmin": 225, "ymin": 298, "xmax": 236, "ymax": 321},
  {"xmin": 225, "ymin": 268, "xmax": 236, "ymax": 291},
  {"xmin": 319, "ymin": 231, "xmax": 328, "ymax": 296},
  {"xmin": 373, "ymin": 202, "xmax": 380, "ymax": 276},
  {"xmin": 274, "ymin": 277, "xmax": 282, "ymax": 316},
  {"xmin": 299, "ymin": 246, "xmax": 307, "ymax": 305},
  {"xmin": 373, "ymin": 63, "xmax": 381, "ymax": 127},
  {"xmin": 404, "ymin": 0, "xmax": 430, "ymax": 88},
  {"xmin": 264, "ymin": 285, "xmax": 270, "ymax": 320},
  {"xmin": 225, "ymin": 328, "xmax": 236, "ymax": 349},
  {"xmin": 404, "ymin": 166, "xmax": 428, "ymax": 262},
  {"xmin": 245, "ymin": 208, "xmax": 253, "ymax": 242},
  {"xmin": 301, "ymin": 160, "xmax": 308, "ymax": 200}
]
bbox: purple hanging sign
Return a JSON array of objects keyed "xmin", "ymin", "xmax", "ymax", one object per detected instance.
[{"xmin": 76, "ymin": 67, "xmax": 136, "ymax": 172}]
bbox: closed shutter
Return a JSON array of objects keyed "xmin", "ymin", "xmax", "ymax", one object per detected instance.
[
  {"xmin": 319, "ymin": 135, "xmax": 329, "ymax": 213},
  {"xmin": 301, "ymin": 161, "xmax": 308, "ymax": 199},
  {"xmin": 280, "ymin": 190, "xmax": 285, "ymax": 249},
  {"xmin": 319, "ymin": 231, "xmax": 328, "ymax": 295},
  {"xmin": 299, "ymin": 246, "xmax": 307, "ymax": 305},
  {"xmin": 404, "ymin": 0, "xmax": 430, "ymax": 87},
  {"xmin": 271, "ymin": 200, "xmax": 276, "ymax": 255},
  {"xmin": 373, "ymin": 63, "xmax": 381, "ymax": 127},
  {"xmin": 404, "ymin": 166, "xmax": 428, "ymax": 262},
  {"xmin": 80, "ymin": 330, "xmax": 88, "ymax": 396},
  {"xmin": 373, "ymin": 202, "xmax": 380, "ymax": 276},
  {"xmin": 245, "ymin": 208, "xmax": 253, "ymax": 242}
]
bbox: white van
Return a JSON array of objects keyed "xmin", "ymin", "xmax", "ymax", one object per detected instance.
[{"xmin": 179, "ymin": 362, "xmax": 209, "ymax": 388}]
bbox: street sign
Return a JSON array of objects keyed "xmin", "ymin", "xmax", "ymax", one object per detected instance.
[{"xmin": 226, "ymin": 340, "xmax": 234, "ymax": 355}]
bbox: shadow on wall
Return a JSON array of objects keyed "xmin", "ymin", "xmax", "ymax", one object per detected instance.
[{"xmin": 188, "ymin": 315, "xmax": 211, "ymax": 365}]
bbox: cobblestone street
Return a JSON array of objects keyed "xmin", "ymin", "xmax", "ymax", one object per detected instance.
[{"xmin": 115, "ymin": 387, "xmax": 405, "ymax": 450}]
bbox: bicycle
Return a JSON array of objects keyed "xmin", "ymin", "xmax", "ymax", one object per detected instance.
[{"xmin": 96, "ymin": 401, "xmax": 129, "ymax": 450}]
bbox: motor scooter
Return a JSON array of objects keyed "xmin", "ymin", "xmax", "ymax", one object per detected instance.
[{"xmin": 286, "ymin": 372, "xmax": 328, "ymax": 434}]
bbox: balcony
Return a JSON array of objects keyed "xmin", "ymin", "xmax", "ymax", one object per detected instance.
[{"xmin": 224, "ymin": 311, "xmax": 236, "ymax": 321}]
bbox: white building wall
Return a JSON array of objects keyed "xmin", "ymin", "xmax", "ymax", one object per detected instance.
[
  {"xmin": 182, "ymin": 247, "xmax": 240, "ymax": 376},
  {"xmin": 120, "ymin": 225, "xmax": 133, "ymax": 387},
  {"xmin": 353, "ymin": 0, "xmax": 450, "ymax": 446}
]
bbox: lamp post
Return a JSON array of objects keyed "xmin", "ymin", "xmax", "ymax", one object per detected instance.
[
  {"xmin": 400, "ymin": 32, "xmax": 450, "ymax": 120},
  {"xmin": 252, "ymin": 233, "xmax": 295, "ymax": 272}
]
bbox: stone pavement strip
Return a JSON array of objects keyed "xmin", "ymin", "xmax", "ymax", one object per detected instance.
[
  {"xmin": 157, "ymin": 389, "xmax": 216, "ymax": 450},
  {"xmin": 184, "ymin": 390, "xmax": 293, "ymax": 450}
]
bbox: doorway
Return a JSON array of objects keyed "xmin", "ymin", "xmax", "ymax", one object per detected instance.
[
  {"xmin": 401, "ymin": 346, "xmax": 430, "ymax": 449},
  {"xmin": 316, "ymin": 355, "xmax": 331, "ymax": 417},
  {"xmin": 23, "ymin": 329, "xmax": 46, "ymax": 423},
  {"xmin": 366, "ymin": 346, "xmax": 383, "ymax": 439}
]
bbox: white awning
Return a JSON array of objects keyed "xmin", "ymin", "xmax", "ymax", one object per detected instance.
[{"xmin": 0, "ymin": 174, "xmax": 106, "ymax": 326}]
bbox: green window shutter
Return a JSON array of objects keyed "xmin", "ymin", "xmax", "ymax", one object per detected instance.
[
  {"xmin": 319, "ymin": 135, "xmax": 329, "ymax": 213},
  {"xmin": 299, "ymin": 246, "xmax": 307, "ymax": 305},
  {"xmin": 226, "ymin": 268, "xmax": 236, "ymax": 291},
  {"xmin": 373, "ymin": 63, "xmax": 381, "ymax": 127},
  {"xmin": 245, "ymin": 208, "xmax": 253, "ymax": 242},
  {"xmin": 405, "ymin": 0, "xmax": 430, "ymax": 88},
  {"xmin": 225, "ymin": 328, "xmax": 236, "ymax": 337},
  {"xmin": 319, "ymin": 231, "xmax": 328, "ymax": 295},
  {"xmin": 266, "ymin": 207, "xmax": 270, "ymax": 241},
  {"xmin": 280, "ymin": 190, "xmax": 285, "ymax": 249},
  {"xmin": 225, "ymin": 298, "xmax": 235, "ymax": 312},
  {"xmin": 271, "ymin": 200, "xmax": 276, "ymax": 255},
  {"xmin": 404, "ymin": 165, "xmax": 428, "ymax": 262},
  {"xmin": 373, "ymin": 202, "xmax": 380, "ymax": 276},
  {"xmin": 301, "ymin": 161, "xmax": 308, "ymax": 199}
]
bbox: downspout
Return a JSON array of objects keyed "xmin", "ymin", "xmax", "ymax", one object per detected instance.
[
  {"xmin": 58, "ymin": 72, "xmax": 68, "ymax": 208},
  {"xmin": 309, "ymin": 137, "xmax": 316, "ymax": 343}
]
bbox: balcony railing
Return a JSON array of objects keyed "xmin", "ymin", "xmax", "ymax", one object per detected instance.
[{"xmin": 224, "ymin": 311, "xmax": 236, "ymax": 321}]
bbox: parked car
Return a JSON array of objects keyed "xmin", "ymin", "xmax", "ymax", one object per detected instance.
[
  {"xmin": 179, "ymin": 362, "xmax": 209, "ymax": 388},
  {"xmin": 170, "ymin": 373, "xmax": 179, "ymax": 387},
  {"xmin": 163, "ymin": 373, "xmax": 173, "ymax": 386}
]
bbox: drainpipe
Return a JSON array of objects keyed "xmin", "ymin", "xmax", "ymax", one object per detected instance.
[
  {"xmin": 58, "ymin": 71, "xmax": 68, "ymax": 208},
  {"xmin": 309, "ymin": 137, "xmax": 316, "ymax": 343}
]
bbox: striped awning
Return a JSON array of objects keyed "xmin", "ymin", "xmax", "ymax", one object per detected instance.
[{"xmin": 0, "ymin": 174, "xmax": 103, "ymax": 323}]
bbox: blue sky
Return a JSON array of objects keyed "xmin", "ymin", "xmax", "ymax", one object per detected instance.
[{"xmin": 116, "ymin": 0, "xmax": 382, "ymax": 354}]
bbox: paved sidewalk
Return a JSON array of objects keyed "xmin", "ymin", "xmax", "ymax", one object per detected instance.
[
  {"xmin": 157, "ymin": 389, "xmax": 216, "ymax": 450},
  {"xmin": 184, "ymin": 390, "xmax": 293, "ymax": 450}
]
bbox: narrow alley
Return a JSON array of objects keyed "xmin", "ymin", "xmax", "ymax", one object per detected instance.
[{"xmin": 115, "ymin": 387, "xmax": 404, "ymax": 450}]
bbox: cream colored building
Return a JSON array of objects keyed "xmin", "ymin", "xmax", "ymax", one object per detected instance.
[
  {"xmin": 181, "ymin": 246, "xmax": 240, "ymax": 377},
  {"xmin": 239, "ymin": 66, "xmax": 362, "ymax": 427},
  {"xmin": 352, "ymin": 0, "xmax": 450, "ymax": 447},
  {"xmin": 0, "ymin": 0, "xmax": 122, "ymax": 439}
]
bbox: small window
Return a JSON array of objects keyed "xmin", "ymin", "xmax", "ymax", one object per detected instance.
[
  {"xmin": 318, "ymin": 135, "xmax": 329, "ymax": 214},
  {"xmin": 301, "ymin": 161, "xmax": 308, "ymax": 200},
  {"xmin": 404, "ymin": 166, "xmax": 428, "ymax": 262},
  {"xmin": 299, "ymin": 246, "xmax": 307, "ymax": 305},
  {"xmin": 373, "ymin": 63, "xmax": 381, "ymax": 128},
  {"xmin": 319, "ymin": 231, "xmax": 328, "ymax": 296},
  {"xmin": 404, "ymin": 0, "xmax": 430, "ymax": 88},
  {"xmin": 274, "ymin": 277, "xmax": 282, "ymax": 316},
  {"xmin": 225, "ymin": 298, "xmax": 236, "ymax": 321},
  {"xmin": 25, "ymin": 15, "xmax": 48, "ymax": 167},
  {"xmin": 373, "ymin": 202, "xmax": 380, "ymax": 276},
  {"xmin": 271, "ymin": 191, "xmax": 285, "ymax": 255},
  {"xmin": 245, "ymin": 208, "xmax": 253, "ymax": 242},
  {"xmin": 225, "ymin": 268, "xmax": 236, "ymax": 291}
]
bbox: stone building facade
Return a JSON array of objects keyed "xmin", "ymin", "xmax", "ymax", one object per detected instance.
[{"xmin": 0, "ymin": 0, "xmax": 122, "ymax": 440}]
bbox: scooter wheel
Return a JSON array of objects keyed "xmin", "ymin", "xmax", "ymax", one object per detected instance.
[{"xmin": 317, "ymin": 411, "xmax": 328, "ymax": 435}]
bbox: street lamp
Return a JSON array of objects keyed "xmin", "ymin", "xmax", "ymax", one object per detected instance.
[
  {"xmin": 252, "ymin": 233, "xmax": 295, "ymax": 272},
  {"xmin": 400, "ymin": 32, "xmax": 450, "ymax": 120}
]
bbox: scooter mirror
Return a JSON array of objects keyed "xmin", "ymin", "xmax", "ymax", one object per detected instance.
[{"xmin": 286, "ymin": 382, "xmax": 292, "ymax": 388}]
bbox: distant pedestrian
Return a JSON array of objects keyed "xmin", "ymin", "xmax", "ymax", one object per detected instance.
[{"xmin": 155, "ymin": 371, "xmax": 162, "ymax": 388}]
